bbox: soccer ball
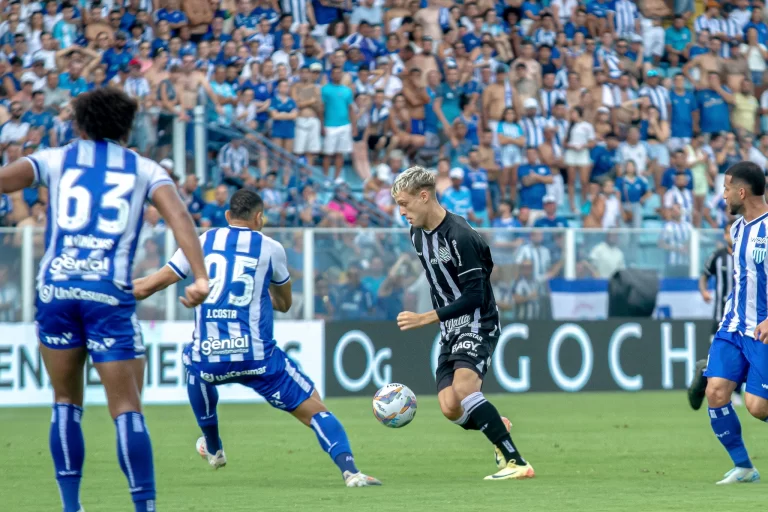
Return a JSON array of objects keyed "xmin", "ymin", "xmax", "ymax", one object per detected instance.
[{"xmin": 372, "ymin": 383, "xmax": 417, "ymax": 428}]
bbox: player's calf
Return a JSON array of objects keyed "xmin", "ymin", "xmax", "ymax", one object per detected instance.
[
  {"xmin": 96, "ymin": 360, "xmax": 156, "ymax": 512},
  {"xmin": 187, "ymin": 373, "xmax": 222, "ymax": 454},
  {"xmin": 744, "ymin": 394, "xmax": 768, "ymax": 421}
]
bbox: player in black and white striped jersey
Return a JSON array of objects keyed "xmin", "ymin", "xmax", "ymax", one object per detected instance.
[
  {"xmin": 688, "ymin": 220, "xmax": 740, "ymax": 410},
  {"xmin": 392, "ymin": 166, "xmax": 535, "ymax": 481}
]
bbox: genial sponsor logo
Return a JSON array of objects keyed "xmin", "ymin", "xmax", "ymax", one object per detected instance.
[
  {"xmin": 39, "ymin": 285, "xmax": 120, "ymax": 306},
  {"xmin": 200, "ymin": 335, "xmax": 251, "ymax": 356},
  {"xmin": 50, "ymin": 253, "xmax": 110, "ymax": 277}
]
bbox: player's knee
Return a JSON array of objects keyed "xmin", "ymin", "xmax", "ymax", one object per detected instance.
[
  {"xmin": 745, "ymin": 397, "xmax": 768, "ymax": 421},
  {"xmin": 705, "ymin": 381, "xmax": 732, "ymax": 407},
  {"xmin": 439, "ymin": 399, "xmax": 462, "ymax": 421}
]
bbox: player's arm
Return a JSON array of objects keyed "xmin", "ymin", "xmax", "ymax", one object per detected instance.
[
  {"xmin": 268, "ymin": 240, "xmax": 292, "ymax": 313},
  {"xmin": 152, "ymin": 184, "xmax": 209, "ymax": 307},
  {"xmin": 133, "ymin": 266, "xmax": 182, "ymax": 300},
  {"xmin": 398, "ymin": 233, "xmax": 486, "ymax": 330},
  {"xmin": 0, "ymin": 152, "xmax": 42, "ymax": 193}
]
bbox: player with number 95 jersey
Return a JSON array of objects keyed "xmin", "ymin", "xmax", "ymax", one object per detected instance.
[{"xmin": 133, "ymin": 189, "xmax": 381, "ymax": 487}]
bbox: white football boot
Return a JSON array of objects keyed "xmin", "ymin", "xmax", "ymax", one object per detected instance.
[
  {"xmin": 716, "ymin": 467, "xmax": 760, "ymax": 485},
  {"xmin": 343, "ymin": 471, "xmax": 382, "ymax": 487},
  {"xmin": 196, "ymin": 436, "xmax": 227, "ymax": 469}
]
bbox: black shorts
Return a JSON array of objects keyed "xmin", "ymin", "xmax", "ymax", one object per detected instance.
[{"xmin": 436, "ymin": 329, "xmax": 497, "ymax": 393}]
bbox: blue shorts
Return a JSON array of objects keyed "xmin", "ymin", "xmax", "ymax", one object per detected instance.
[
  {"xmin": 411, "ymin": 119, "xmax": 425, "ymax": 136},
  {"xmin": 704, "ymin": 330, "xmax": 768, "ymax": 399},
  {"xmin": 36, "ymin": 282, "xmax": 144, "ymax": 364},
  {"xmin": 184, "ymin": 344, "xmax": 314, "ymax": 412}
]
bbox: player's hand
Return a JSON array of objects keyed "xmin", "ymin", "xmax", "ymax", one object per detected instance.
[
  {"xmin": 132, "ymin": 277, "xmax": 151, "ymax": 300},
  {"xmin": 180, "ymin": 277, "xmax": 210, "ymax": 308},
  {"xmin": 755, "ymin": 320, "xmax": 768, "ymax": 343},
  {"xmin": 701, "ymin": 290, "xmax": 712, "ymax": 303},
  {"xmin": 397, "ymin": 311, "xmax": 424, "ymax": 331}
]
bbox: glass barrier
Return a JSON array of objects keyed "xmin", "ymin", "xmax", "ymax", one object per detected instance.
[
  {"xmin": 0, "ymin": 227, "xmax": 23, "ymax": 322},
  {"xmin": 3, "ymin": 226, "xmax": 727, "ymax": 323}
]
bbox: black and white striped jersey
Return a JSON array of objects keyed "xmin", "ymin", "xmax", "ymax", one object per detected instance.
[
  {"xmin": 703, "ymin": 246, "xmax": 733, "ymax": 322},
  {"xmin": 410, "ymin": 212, "xmax": 500, "ymax": 338}
]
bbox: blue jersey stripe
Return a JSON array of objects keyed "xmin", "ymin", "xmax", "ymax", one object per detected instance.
[
  {"xmin": 736, "ymin": 222, "xmax": 751, "ymax": 333},
  {"xmin": 758, "ymin": 223, "xmax": 768, "ymax": 324},
  {"xmin": 257, "ymin": 259, "xmax": 273, "ymax": 343}
]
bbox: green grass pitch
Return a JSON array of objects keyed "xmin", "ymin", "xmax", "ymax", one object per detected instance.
[{"xmin": 2, "ymin": 391, "xmax": 765, "ymax": 512}]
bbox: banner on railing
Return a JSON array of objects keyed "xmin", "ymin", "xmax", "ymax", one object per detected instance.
[
  {"xmin": 0, "ymin": 321, "xmax": 324, "ymax": 407},
  {"xmin": 549, "ymin": 279, "xmax": 714, "ymax": 320},
  {"xmin": 323, "ymin": 320, "xmax": 712, "ymax": 396}
]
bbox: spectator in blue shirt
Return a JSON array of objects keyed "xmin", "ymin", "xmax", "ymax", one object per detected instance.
[
  {"xmin": 694, "ymin": 71, "xmax": 733, "ymax": 134},
  {"xmin": 665, "ymin": 15, "xmax": 692, "ymax": 62},
  {"xmin": 615, "ymin": 160, "xmax": 652, "ymax": 227},
  {"xmin": 21, "ymin": 91, "xmax": 54, "ymax": 145},
  {"xmin": 517, "ymin": 147, "xmax": 553, "ymax": 216},
  {"xmin": 101, "ymin": 32, "xmax": 133, "ymax": 81},
  {"xmin": 155, "ymin": 0, "xmax": 188, "ymax": 34},
  {"xmin": 661, "ymin": 150, "xmax": 695, "ymax": 196},
  {"xmin": 669, "ymin": 74, "xmax": 698, "ymax": 146},
  {"xmin": 321, "ymin": 67, "xmax": 355, "ymax": 179},
  {"xmin": 590, "ymin": 132, "xmax": 620, "ymax": 181},
  {"xmin": 533, "ymin": 196, "xmax": 567, "ymax": 229},
  {"xmin": 586, "ymin": 0, "xmax": 615, "ymax": 35},
  {"xmin": 564, "ymin": 9, "xmax": 590, "ymax": 40},
  {"xmin": 440, "ymin": 167, "xmax": 474, "ymax": 221},
  {"xmin": 744, "ymin": 8, "xmax": 768, "ymax": 46},
  {"xmin": 332, "ymin": 265, "xmax": 375, "ymax": 320},
  {"xmin": 201, "ymin": 185, "xmax": 230, "ymax": 228},
  {"xmin": 463, "ymin": 148, "xmax": 492, "ymax": 227},
  {"xmin": 177, "ymin": 171, "xmax": 205, "ymax": 225}
]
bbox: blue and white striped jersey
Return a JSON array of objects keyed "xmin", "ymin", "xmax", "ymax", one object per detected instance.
[
  {"xmin": 27, "ymin": 140, "xmax": 174, "ymax": 290},
  {"xmin": 720, "ymin": 213, "xmax": 768, "ymax": 338},
  {"xmin": 167, "ymin": 226, "xmax": 291, "ymax": 363}
]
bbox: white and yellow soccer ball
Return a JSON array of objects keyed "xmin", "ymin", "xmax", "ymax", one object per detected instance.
[{"xmin": 372, "ymin": 383, "xmax": 417, "ymax": 428}]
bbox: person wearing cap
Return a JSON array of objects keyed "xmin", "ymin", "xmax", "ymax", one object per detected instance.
[
  {"xmin": 27, "ymin": 58, "xmax": 48, "ymax": 91},
  {"xmin": 101, "ymin": 31, "xmax": 132, "ymax": 81},
  {"xmin": 520, "ymin": 96, "xmax": 546, "ymax": 148},
  {"xmin": 639, "ymin": 69, "xmax": 670, "ymax": 120},
  {"xmin": 158, "ymin": 158, "xmax": 175, "ymax": 175},
  {"xmin": 533, "ymin": 195, "xmax": 567, "ymax": 230},
  {"xmin": 440, "ymin": 167, "xmax": 474, "ymax": 222}
]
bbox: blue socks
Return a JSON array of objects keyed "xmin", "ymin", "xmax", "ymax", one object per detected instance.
[
  {"xmin": 709, "ymin": 402, "xmax": 753, "ymax": 468},
  {"xmin": 115, "ymin": 412, "xmax": 156, "ymax": 512},
  {"xmin": 187, "ymin": 374, "xmax": 222, "ymax": 453},
  {"xmin": 309, "ymin": 412, "xmax": 359, "ymax": 475},
  {"xmin": 50, "ymin": 403, "xmax": 85, "ymax": 512}
]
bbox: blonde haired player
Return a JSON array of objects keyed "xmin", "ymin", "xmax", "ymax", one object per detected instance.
[{"xmin": 392, "ymin": 166, "xmax": 535, "ymax": 481}]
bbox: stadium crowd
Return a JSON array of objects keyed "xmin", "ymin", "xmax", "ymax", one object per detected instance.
[{"xmin": 0, "ymin": 0, "xmax": 756, "ymax": 322}]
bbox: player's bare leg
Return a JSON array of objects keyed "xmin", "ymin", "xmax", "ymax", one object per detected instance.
[
  {"xmin": 292, "ymin": 391, "xmax": 382, "ymax": 487},
  {"xmin": 443, "ymin": 367, "xmax": 534, "ymax": 480},
  {"xmin": 41, "ymin": 345, "xmax": 88, "ymax": 512},
  {"xmin": 95, "ymin": 359, "xmax": 157, "ymax": 510},
  {"xmin": 706, "ymin": 377, "xmax": 759, "ymax": 484}
]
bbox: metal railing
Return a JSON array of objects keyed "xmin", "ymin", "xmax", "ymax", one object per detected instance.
[{"xmin": 2, "ymin": 227, "xmax": 723, "ymax": 324}]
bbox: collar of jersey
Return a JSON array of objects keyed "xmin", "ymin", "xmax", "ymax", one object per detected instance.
[
  {"xmin": 743, "ymin": 211, "xmax": 768, "ymax": 227},
  {"xmin": 228, "ymin": 224, "xmax": 251, "ymax": 230}
]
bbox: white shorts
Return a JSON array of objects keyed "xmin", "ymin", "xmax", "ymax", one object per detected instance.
[
  {"xmin": 323, "ymin": 124, "xmax": 353, "ymax": 155},
  {"xmin": 501, "ymin": 147, "xmax": 523, "ymax": 168},
  {"xmin": 564, "ymin": 149, "xmax": 591, "ymax": 167},
  {"xmin": 294, "ymin": 117, "xmax": 321, "ymax": 154}
]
